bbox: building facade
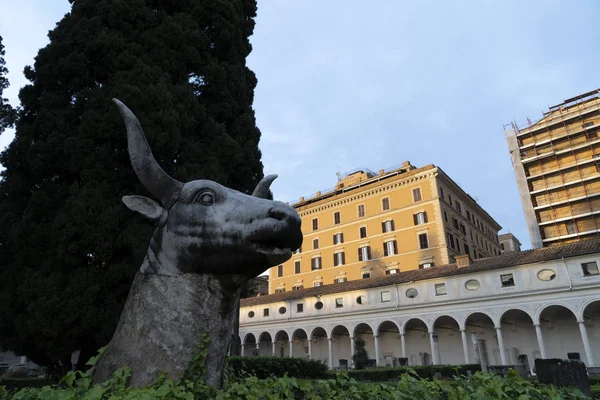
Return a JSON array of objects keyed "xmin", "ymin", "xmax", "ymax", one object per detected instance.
[
  {"xmin": 499, "ymin": 233, "xmax": 521, "ymax": 253},
  {"xmin": 505, "ymin": 89, "xmax": 600, "ymax": 248},
  {"xmin": 240, "ymin": 239, "xmax": 600, "ymax": 371},
  {"xmin": 269, "ymin": 162, "xmax": 502, "ymax": 294}
]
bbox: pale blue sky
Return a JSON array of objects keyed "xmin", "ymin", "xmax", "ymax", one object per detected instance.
[{"xmin": 1, "ymin": 1, "xmax": 599, "ymax": 249}]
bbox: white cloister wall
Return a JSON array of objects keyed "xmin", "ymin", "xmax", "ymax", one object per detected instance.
[{"xmin": 240, "ymin": 252, "xmax": 600, "ymax": 369}]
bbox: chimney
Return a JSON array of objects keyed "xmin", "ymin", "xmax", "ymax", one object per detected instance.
[
  {"xmin": 378, "ymin": 169, "xmax": 385, "ymax": 176},
  {"xmin": 455, "ymin": 254, "xmax": 471, "ymax": 268}
]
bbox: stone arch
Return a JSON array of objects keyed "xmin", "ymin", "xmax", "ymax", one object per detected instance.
[
  {"xmin": 375, "ymin": 319, "xmax": 402, "ymax": 336},
  {"xmin": 431, "ymin": 315, "xmax": 462, "ymax": 365},
  {"xmin": 242, "ymin": 332, "xmax": 256, "ymax": 345},
  {"xmin": 352, "ymin": 322, "xmax": 376, "ymax": 338},
  {"xmin": 538, "ymin": 304, "xmax": 586, "ymax": 363},
  {"xmin": 309, "ymin": 326, "xmax": 328, "ymax": 341},
  {"xmin": 534, "ymin": 303, "xmax": 577, "ymax": 325},
  {"xmin": 580, "ymin": 298, "xmax": 600, "ymax": 322},
  {"xmin": 497, "ymin": 307, "xmax": 535, "ymax": 328},
  {"xmin": 292, "ymin": 328, "xmax": 308, "ymax": 340},
  {"xmin": 258, "ymin": 331, "xmax": 273, "ymax": 343},
  {"xmin": 431, "ymin": 314, "xmax": 461, "ymax": 331},
  {"xmin": 462, "ymin": 310, "xmax": 495, "ymax": 331},
  {"xmin": 400, "ymin": 317, "xmax": 428, "ymax": 335},
  {"xmin": 273, "ymin": 330, "xmax": 290, "ymax": 357},
  {"xmin": 376, "ymin": 320, "xmax": 402, "ymax": 367},
  {"xmin": 290, "ymin": 328, "xmax": 309, "ymax": 359},
  {"xmin": 308, "ymin": 327, "xmax": 328, "ymax": 366}
]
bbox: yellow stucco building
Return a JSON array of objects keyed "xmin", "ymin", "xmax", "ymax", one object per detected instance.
[{"xmin": 269, "ymin": 161, "xmax": 502, "ymax": 294}]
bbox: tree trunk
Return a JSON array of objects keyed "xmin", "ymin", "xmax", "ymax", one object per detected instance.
[{"xmin": 94, "ymin": 271, "xmax": 242, "ymax": 387}]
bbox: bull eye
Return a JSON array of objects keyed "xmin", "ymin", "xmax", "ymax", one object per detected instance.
[{"xmin": 195, "ymin": 190, "xmax": 215, "ymax": 205}]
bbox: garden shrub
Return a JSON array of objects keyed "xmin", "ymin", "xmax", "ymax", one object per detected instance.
[
  {"xmin": 345, "ymin": 364, "xmax": 482, "ymax": 382},
  {"xmin": 0, "ymin": 367, "xmax": 588, "ymax": 399},
  {"xmin": 227, "ymin": 356, "xmax": 328, "ymax": 380}
]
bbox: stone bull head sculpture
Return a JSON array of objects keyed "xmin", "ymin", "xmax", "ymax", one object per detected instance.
[{"xmin": 93, "ymin": 100, "xmax": 302, "ymax": 387}]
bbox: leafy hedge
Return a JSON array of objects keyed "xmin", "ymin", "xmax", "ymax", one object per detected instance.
[
  {"xmin": 227, "ymin": 356, "xmax": 328, "ymax": 379},
  {"xmin": 344, "ymin": 364, "xmax": 482, "ymax": 381},
  {"xmin": 1, "ymin": 368, "xmax": 588, "ymax": 399},
  {"xmin": 0, "ymin": 378, "xmax": 51, "ymax": 390}
]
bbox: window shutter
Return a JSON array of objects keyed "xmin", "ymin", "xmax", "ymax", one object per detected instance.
[
  {"xmin": 333, "ymin": 254, "xmax": 337, "ymax": 266},
  {"xmin": 381, "ymin": 221, "xmax": 385, "ymax": 233},
  {"xmin": 393, "ymin": 240, "xmax": 398, "ymax": 255},
  {"xmin": 391, "ymin": 220, "xmax": 395, "ymax": 231},
  {"xmin": 340, "ymin": 233, "xmax": 344, "ymax": 243},
  {"xmin": 311, "ymin": 258, "xmax": 315, "ymax": 269},
  {"xmin": 384, "ymin": 244, "xmax": 389, "ymax": 257},
  {"xmin": 413, "ymin": 214, "xmax": 418, "ymax": 225},
  {"xmin": 358, "ymin": 248, "xmax": 363, "ymax": 262},
  {"xmin": 424, "ymin": 212, "xmax": 428, "ymax": 223},
  {"xmin": 342, "ymin": 252, "xmax": 345, "ymax": 265},
  {"xmin": 367, "ymin": 246, "xmax": 371, "ymax": 260}
]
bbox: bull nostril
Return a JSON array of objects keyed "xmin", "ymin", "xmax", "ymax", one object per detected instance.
[{"xmin": 269, "ymin": 208, "xmax": 286, "ymax": 221}]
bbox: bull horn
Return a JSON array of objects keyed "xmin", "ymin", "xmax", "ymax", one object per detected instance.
[
  {"xmin": 252, "ymin": 174, "xmax": 278, "ymax": 199},
  {"xmin": 113, "ymin": 98, "xmax": 183, "ymax": 208}
]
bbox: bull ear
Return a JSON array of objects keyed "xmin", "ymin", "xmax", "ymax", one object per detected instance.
[{"xmin": 122, "ymin": 195, "xmax": 166, "ymax": 220}]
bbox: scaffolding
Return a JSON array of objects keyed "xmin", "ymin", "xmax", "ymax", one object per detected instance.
[{"xmin": 504, "ymin": 89, "xmax": 600, "ymax": 248}]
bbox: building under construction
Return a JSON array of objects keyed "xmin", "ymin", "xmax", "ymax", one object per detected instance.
[{"xmin": 505, "ymin": 88, "xmax": 600, "ymax": 248}]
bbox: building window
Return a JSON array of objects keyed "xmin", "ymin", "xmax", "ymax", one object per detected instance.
[
  {"xmin": 435, "ymin": 283, "xmax": 447, "ymax": 296},
  {"xmin": 386, "ymin": 268, "xmax": 399, "ymax": 275},
  {"xmin": 383, "ymin": 240, "xmax": 398, "ymax": 257},
  {"xmin": 419, "ymin": 262, "xmax": 434, "ymax": 269},
  {"xmin": 335, "ymin": 277, "xmax": 347, "ymax": 283},
  {"xmin": 292, "ymin": 285, "xmax": 304, "ymax": 291},
  {"xmin": 275, "ymin": 288, "xmax": 285, "ymax": 293},
  {"xmin": 459, "ymin": 224, "xmax": 466, "ymax": 235},
  {"xmin": 382, "ymin": 197, "xmax": 390, "ymax": 211},
  {"xmin": 406, "ymin": 288, "xmax": 418, "ymax": 298},
  {"xmin": 501, "ymin": 243, "xmax": 505, "ymax": 251},
  {"xmin": 464, "ymin": 243, "xmax": 470, "ymax": 256},
  {"xmin": 455, "ymin": 201, "xmax": 462, "ymax": 213},
  {"xmin": 311, "ymin": 257, "xmax": 322, "ymax": 270},
  {"xmin": 263, "ymin": 308, "xmax": 269, "ymax": 317},
  {"xmin": 333, "ymin": 232, "xmax": 344, "ymax": 244},
  {"xmin": 465, "ymin": 279, "xmax": 480, "ymax": 290},
  {"xmin": 439, "ymin": 186, "xmax": 444, "ymax": 199},
  {"xmin": 447, "ymin": 233, "xmax": 455, "ymax": 249},
  {"xmin": 582, "ymin": 261, "xmax": 599, "ymax": 276},
  {"xmin": 335, "ymin": 298, "xmax": 344, "ymax": 308},
  {"xmin": 248, "ymin": 311, "xmax": 255, "ymax": 318},
  {"xmin": 294, "ymin": 260, "xmax": 301, "ymax": 274},
  {"xmin": 356, "ymin": 295, "xmax": 366, "ymax": 304},
  {"xmin": 452, "ymin": 217, "xmax": 459, "ymax": 230},
  {"xmin": 455, "ymin": 240, "xmax": 461, "ymax": 253},
  {"xmin": 358, "ymin": 246, "xmax": 371, "ymax": 261},
  {"xmin": 312, "ymin": 218, "xmax": 318, "ymax": 231},
  {"xmin": 362, "ymin": 272, "xmax": 371, "ymax": 279},
  {"xmin": 359, "ymin": 226, "xmax": 367, "ymax": 238},
  {"xmin": 334, "ymin": 211, "xmax": 341, "ymax": 225},
  {"xmin": 277, "ymin": 264, "xmax": 283, "ymax": 277},
  {"xmin": 382, "ymin": 219, "xmax": 395, "ymax": 232},
  {"xmin": 418, "ymin": 233, "xmax": 429, "ymax": 249},
  {"xmin": 357, "ymin": 204, "xmax": 365, "ymax": 218},
  {"xmin": 313, "ymin": 238, "xmax": 319, "ymax": 250},
  {"xmin": 315, "ymin": 301, "xmax": 323, "ymax": 310},
  {"xmin": 294, "ymin": 246, "xmax": 302, "ymax": 254},
  {"xmin": 412, "ymin": 187, "xmax": 422, "ymax": 202},
  {"xmin": 297, "ymin": 303, "xmax": 304, "ymax": 313},
  {"xmin": 380, "ymin": 291, "xmax": 391, "ymax": 302},
  {"xmin": 313, "ymin": 281, "xmax": 323, "ymax": 287},
  {"xmin": 500, "ymin": 273, "xmax": 515, "ymax": 287},
  {"xmin": 333, "ymin": 252, "xmax": 345, "ymax": 266},
  {"xmin": 443, "ymin": 210, "xmax": 448, "ymax": 222},
  {"xmin": 583, "ymin": 121, "xmax": 594, "ymax": 128},
  {"xmin": 414, "ymin": 212, "xmax": 428, "ymax": 225},
  {"xmin": 279, "ymin": 307, "xmax": 287, "ymax": 314},
  {"xmin": 537, "ymin": 269, "xmax": 556, "ymax": 281},
  {"xmin": 466, "ymin": 210, "xmax": 471, "ymax": 220}
]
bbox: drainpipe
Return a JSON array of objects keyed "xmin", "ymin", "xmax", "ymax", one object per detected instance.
[
  {"xmin": 562, "ymin": 257, "xmax": 573, "ymax": 290},
  {"xmin": 395, "ymin": 284, "xmax": 401, "ymax": 309}
]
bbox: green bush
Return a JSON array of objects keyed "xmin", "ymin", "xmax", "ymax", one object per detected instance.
[
  {"xmin": 1, "ymin": 368, "xmax": 588, "ymax": 399},
  {"xmin": 345, "ymin": 364, "xmax": 482, "ymax": 382},
  {"xmin": 227, "ymin": 356, "xmax": 328, "ymax": 380},
  {"xmin": 0, "ymin": 377, "xmax": 51, "ymax": 390}
]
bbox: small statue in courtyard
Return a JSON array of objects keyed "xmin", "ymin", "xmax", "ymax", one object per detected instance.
[{"xmin": 93, "ymin": 99, "xmax": 302, "ymax": 387}]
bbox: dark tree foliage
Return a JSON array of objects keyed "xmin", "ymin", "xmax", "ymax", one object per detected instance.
[
  {"xmin": 352, "ymin": 337, "xmax": 369, "ymax": 370},
  {"xmin": 0, "ymin": 0, "xmax": 263, "ymax": 373},
  {"xmin": 0, "ymin": 35, "xmax": 17, "ymax": 135}
]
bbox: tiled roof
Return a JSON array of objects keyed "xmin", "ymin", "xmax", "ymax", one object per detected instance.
[{"xmin": 240, "ymin": 238, "xmax": 600, "ymax": 307}]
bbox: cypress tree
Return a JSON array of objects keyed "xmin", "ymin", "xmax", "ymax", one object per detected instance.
[
  {"xmin": 0, "ymin": 35, "xmax": 16, "ymax": 135},
  {"xmin": 0, "ymin": 0, "xmax": 263, "ymax": 373},
  {"xmin": 352, "ymin": 337, "xmax": 369, "ymax": 370}
]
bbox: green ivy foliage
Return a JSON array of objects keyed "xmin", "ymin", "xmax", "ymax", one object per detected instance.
[
  {"xmin": 0, "ymin": 366, "xmax": 589, "ymax": 399},
  {"xmin": 227, "ymin": 357, "xmax": 328, "ymax": 380}
]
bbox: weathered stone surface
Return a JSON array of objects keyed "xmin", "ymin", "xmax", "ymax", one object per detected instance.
[
  {"xmin": 535, "ymin": 358, "xmax": 591, "ymax": 396},
  {"xmin": 94, "ymin": 100, "xmax": 302, "ymax": 387},
  {"xmin": 94, "ymin": 272, "xmax": 244, "ymax": 387}
]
